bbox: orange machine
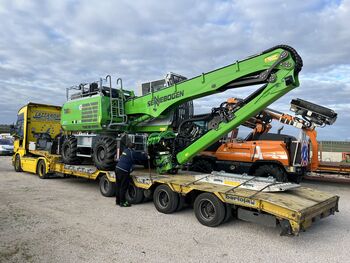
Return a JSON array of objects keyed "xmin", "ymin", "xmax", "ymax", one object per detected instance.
[{"xmin": 191, "ymin": 98, "xmax": 337, "ymax": 182}]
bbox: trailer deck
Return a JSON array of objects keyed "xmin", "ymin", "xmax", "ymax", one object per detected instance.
[{"xmin": 130, "ymin": 169, "xmax": 339, "ymax": 235}]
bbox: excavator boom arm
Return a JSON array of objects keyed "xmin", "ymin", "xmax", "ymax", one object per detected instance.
[
  {"xmin": 143, "ymin": 45, "xmax": 303, "ymax": 173},
  {"xmin": 176, "ymin": 64, "xmax": 301, "ymax": 164},
  {"xmin": 125, "ymin": 45, "xmax": 302, "ymax": 125}
]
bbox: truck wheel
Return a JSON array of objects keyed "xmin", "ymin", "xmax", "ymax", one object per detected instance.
[
  {"xmin": 93, "ymin": 136, "xmax": 116, "ymax": 171},
  {"xmin": 37, "ymin": 160, "xmax": 49, "ymax": 179},
  {"xmin": 62, "ymin": 136, "xmax": 80, "ymax": 164},
  {"xmin": 126, "ymin": 184, "xmax": 144, "ymax": 204},
  {"xmin": 153, "ymin": 185, "xmax": 179, "ymax": 214},
  {"xmin": 99, "ymin": 174, "xmax": 115, "ymax": 197},
  {"xmin": 143, "ymin": 189, "xmax": 153, "ymax": 202},
  {"xmin": 223, "ymin": 204, "xmax": 233, "ymax": 223},
  {"xmin": 14, "ymin": 154, "xmax": 22, "ymax": 172},
  {"xmin": 253, "ymin": 164, "xmax": 288, "ymax": 182},
  {"xmin": 176, "ymin": 194, "xmax": 186, "ymax": 211},
  {"xmin": 194, "ymin": 193, "xmax": 225, "ymax": 227},
  {"xmin": 191, "ymin": 159, "xmax": 213, "ymax": 173}
]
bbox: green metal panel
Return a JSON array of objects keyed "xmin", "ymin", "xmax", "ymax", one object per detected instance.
[{"xmin": 61, "ymin": 95, "xmax": 111, "ymax": 132}]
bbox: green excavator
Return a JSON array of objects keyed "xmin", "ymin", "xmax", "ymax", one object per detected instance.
[{"xmin": 60, "ymin": 45, "xmax": 303, "ymax": 174}]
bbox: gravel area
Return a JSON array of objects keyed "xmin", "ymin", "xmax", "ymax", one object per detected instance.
[{"xmin": 1, "ymin": 156, "xmax": 349, "ymax": 263}]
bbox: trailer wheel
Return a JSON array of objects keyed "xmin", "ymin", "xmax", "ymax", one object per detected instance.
[
  {"xmin": 37, "ymin": 160, "xmax": 49, "ymax": 179},
  {"xmin": 62, "ymin": 136, "xmax": 80, "ymax": 164},
  {"xmin": 93, "ymin": 136, "xmax": 116, "ymax": 171},
  {"xmin": 99, "ymin": 175, "xmax": 115, "ymax": 197},
  {"xmin": 126, "ymin": 184, "xmax": 144, "ymax": 204},
  {"xmin": 194, "ymin": 193, "xmax": 225, "ymax": 227},
  {"xmin": 253, "ymin": 164, "xmax": 288, "ymax": 182},
  {"xmin": 14, "ymin": 154, "xmax": 22, "ymax": 172},
  {"xmin": 143, "ymin": 189, "xmax": 153, "ymax": 202},
  {"xmin": 223, "ymin": 204, "xmax": 233, "ymax": 223},
  {"xmin": 176, "ymin": 194, "xmax": 186, "ymax": 211},
  {"xmin": 153, "ymin": 185, "xmax": 179, "ymax": 214}
]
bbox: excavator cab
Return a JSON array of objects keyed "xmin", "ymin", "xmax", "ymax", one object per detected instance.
[{"xmin": 139, "ymin": 72, "xmax": 193, "ymax": 131}]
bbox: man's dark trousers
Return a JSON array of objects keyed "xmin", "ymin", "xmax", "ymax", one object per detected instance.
[{"xmin": 115, "ymin": 168, "xmax": 131, "ymax": 204}]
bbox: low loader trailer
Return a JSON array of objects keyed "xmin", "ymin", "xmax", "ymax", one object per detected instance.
[
  {"xmin": 11, "ymin": 45, "xmax": 339, "ymax": 235},
  {"xmin": 13, "ymin": 149, "xmax": 339, "ymax": 236}
]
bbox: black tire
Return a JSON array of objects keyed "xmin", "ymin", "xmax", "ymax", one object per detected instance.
[
  {"xmin": 194, "ymin": 193, "xmax": 226, "ymax": 227},
  {"xmin": 223, "ymin": 204, "xmax": 233, "ymax": 223},
  {"xmin": 14, "ymin": 154, "xmax": 22, "ymax": 172},
  {"xmin": 126, "ymin": 184, "xmax": 144, "ymax": 204},
  {"xmin": 153, "ymin": 185, "xmax": 179, "ymax": 214},
  {"xmin": 288, "ymin": 174, "xmax": 302, "ymax": 184},
  {"xmin": 99, "ymin": 174, "xmax": 116, "ymax": 197},
  {"xmin": 61, "ymin": 136, "xmax": 80, "ymax": 164},
  {"xmin": 253, "ymin": 164, "xmax": 288, "ymax": 182},
  {"xmin": 176, "ymin": 194, "xmax": 186, "ymax": 211},
  {"xmin": 92, "ymin": 136, "xmax": 117, "ymax": 171},
  {"xmin": 143, "ymin": 189, "xmax": 153, "ymax": 202},
  {"xmin": 37, "ymin": 159, "xmax": 49, "ymax": 179},
  {"xmin": 191, "ymin": 159, "xmax": 213, "ymax": 173}
]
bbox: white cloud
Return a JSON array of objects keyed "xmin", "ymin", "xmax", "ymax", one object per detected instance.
[{"xmin": 0, "ymin": 0, "xmax": 349, "ymax": 140}]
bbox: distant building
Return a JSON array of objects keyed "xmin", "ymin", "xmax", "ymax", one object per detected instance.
[{"xmin": 318, "ymin": 141, "xmax": 350, "ymax": 162}]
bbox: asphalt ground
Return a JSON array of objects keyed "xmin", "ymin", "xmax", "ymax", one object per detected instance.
[{"xmin": 1, "ymin": 156, "xmax": 349, "ymax": 263}]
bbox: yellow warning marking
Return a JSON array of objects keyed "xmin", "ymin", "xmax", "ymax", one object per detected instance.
[
  {"xmin": 264, "ymin": 53, "xmax": 279, "ymax": 63},
  {"xmin": 223, "ymin": 181, "xmax": 241, "ymax": 186}
]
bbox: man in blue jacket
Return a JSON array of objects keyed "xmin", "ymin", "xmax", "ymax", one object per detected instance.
[{"xmin": 115, "ymin": 142, "xmax": 148, "ymax": 207}]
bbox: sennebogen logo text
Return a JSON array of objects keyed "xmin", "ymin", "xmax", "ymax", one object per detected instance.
[{"xmin": 147, "ymin": 90, "xmax": 184, "ymax": 107}]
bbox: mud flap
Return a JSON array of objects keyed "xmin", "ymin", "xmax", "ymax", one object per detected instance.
[
  {"xmin": 237, "ymin": 208, "xmax": 277, "ymax": 228},
  {"xmin": 279, "ymin": 219, "xmax": 292, "ymax": 236}
]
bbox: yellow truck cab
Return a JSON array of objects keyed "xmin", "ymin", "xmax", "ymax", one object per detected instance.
[
  {"xmin": 12, "ymin": 103, "xmax": 116, "ymax": 195},
  {"xmin": 12, "ymin": 103, "xmax": 62, "ymax": 176}
]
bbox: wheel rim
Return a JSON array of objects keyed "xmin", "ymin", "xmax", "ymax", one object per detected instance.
[
  {"xmin": 39, "ymin": 163, "xmax": 44, "ymax": 176},
  {"xmin": 199, "ymin": 199, "xmax": 216, "ymax": 221},
  {"xmin": 158, "ymin": 191, "xmax": 169, "ymax": 208},
  {"xmin": 103, "ymin": 179, "xmax": 109, "ymax": 193},
  {"xmin": 97, "ymin": 146, "xmax": 106, "ymax": 162},
  {"xmin": 15, "ymin": 156, "xmax": 20, "ymax": 169}
]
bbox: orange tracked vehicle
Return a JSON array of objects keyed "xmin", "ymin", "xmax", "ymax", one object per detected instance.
[{"xmin": 191, "ymin": 98, "xmax": 337, "ymax": 182}]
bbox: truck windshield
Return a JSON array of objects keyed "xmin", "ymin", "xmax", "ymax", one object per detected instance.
[{"xmin": 15, "ymin": 113, "xmax": 24, "ymax": 139}]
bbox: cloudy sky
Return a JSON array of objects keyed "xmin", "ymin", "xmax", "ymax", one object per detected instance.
[{"xmin": 0, "ymin": 0, "xmax": 349, "ymax": 140}]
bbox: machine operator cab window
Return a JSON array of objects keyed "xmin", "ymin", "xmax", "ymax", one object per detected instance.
[
  {"xmin": 140, "ymin": 72, "xmax": 188, "ymax": 94},
  {"xmin": 139, "ymin": 72, "xmax": 194, "ymax": 130}
]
